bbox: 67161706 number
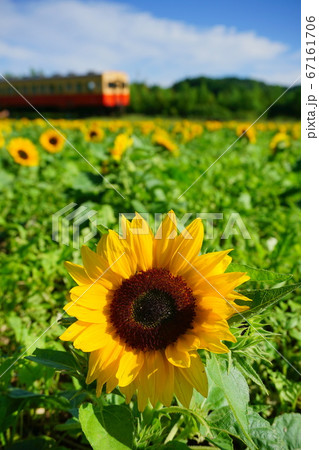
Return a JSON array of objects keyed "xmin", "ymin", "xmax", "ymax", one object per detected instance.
[{"xmin": 306, "ymin": 16, "xmax": 316, "ymax": 79}]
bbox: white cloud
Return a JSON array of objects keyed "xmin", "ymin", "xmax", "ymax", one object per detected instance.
[{"xmin": 0, "ymin": 0, "xmax": 299, "ymax": 85}]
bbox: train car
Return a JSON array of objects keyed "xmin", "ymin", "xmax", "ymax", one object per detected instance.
[{"xmin": 0, "ymin": 71, "xmax": 130, "ymax": 111}]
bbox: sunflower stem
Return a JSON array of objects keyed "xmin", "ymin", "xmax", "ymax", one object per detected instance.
[{"xmin": 164, "ymin": 415, "xmax": 184, "ymax": 444}]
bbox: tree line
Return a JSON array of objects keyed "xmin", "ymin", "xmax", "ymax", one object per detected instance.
[{"xmin": 127, "ymin": 76, "xmax": 301, "ymax": 120}]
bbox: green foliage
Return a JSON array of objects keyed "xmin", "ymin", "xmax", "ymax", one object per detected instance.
[
  {"xmin": 229, "ymin": 283, "xmax": 301, "ymax": 326},
  {"xmin": 128, "ymin": 77, "xmax": 301, "ymax": 119},
  {"xmin": 272, "ymin": 413, "xmax": 301, "ymax": 449},
  {"xmin": 79, "ymin": 403, "xmax": 134, "ymax": 449},
  {"xmin": 206, "ymin": 355, "xmax": 255, "ymax": 448},
  {"xmin": 0, "ymin": 117, "xmax": 300, "ymax": 448},
  {"xmin": 25, "ymin": 348, "xmax": 80, "ymax": 372},
  {"xmin": 227, "ymin": 263, "xmax": 293, "ymax": 283}
]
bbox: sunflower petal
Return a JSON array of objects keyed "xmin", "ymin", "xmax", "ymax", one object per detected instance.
[
  {"xmin": 174, "ymin": 368, "xmax": 193, "ymax": 408},
  {"xmin": 59, "ymin": 320, "xmax": 89, "ymax": 342},
  {"xmin": 96, "ymin": 358, "xmax": 120, "ymax": 397},
  {"xmin": 180, "ymin": 352, "xmax": 208, "ymax": 397},
  {"xmin": 137, "ymin": 365, "xmax": 150, "ymax": 411},
  {"xmin": 130, "ymin": 213, "xmax": 153, "ymax": 271},
  {"xmin": 69, "ymin": 284, "xmax": 110, "ymax": 309},
  {"xmin": 159, "ymin": 355, "xmax": 174, "ymax": 406},
  {"xmin": 169, "ymin": 218, "xmax": 204, "ymax": 275},
  {"xmin": 64, "ymin": 261, "xmax": 91, "ymax": 285},
  {"xmin": 86, "ymin": 338, "xmax": 123, "ymax": 384},
  {"xmin": 176, "ymin": 333, "xmax": 201, "ymax": 352},
  {"xmin": 116, "ymin": 349, "xmax": 144, "ymax": 387},
  {"xmin": 63, "ymin": 302, "xmax": 107, "ymax": 323},
  {"xmin": 107, "ymin": 230, "xmax": 136, "ymax": 278},
  {"xmin": 73, "ymin": 323, "xmax": 111, "ymax": 352},
  {"xmin": 120, "ymin": 382, "xmax": 136, "ymax": 403},
  {"xmin": 154, "ymin": 210, "xmax": 177, "ymax": 268},
  {"xmin": 183, "ymin": 250, "xmax": 232, "ymax": 283},
  {"xmin": 81, "ymin": 245, "xmax": 119, "ymax": 288},
  {"xmin": 197, "ymin": 296, "xmax": 249, "ymax": 319},
  {"xmin": 96, "ymin": 233, "xmax": 108, "ymax": 261},
  {"xmin": 191, "ymin": 272, "xmax": 250, "ymax": 297},
  {"xmin": 165, "ymin": 343, "xmax": 191, "ymax": 368}
]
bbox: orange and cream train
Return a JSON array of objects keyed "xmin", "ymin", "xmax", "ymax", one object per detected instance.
[{"xmin": 0, "ymin": 71, "xmax": 130, "ymax": 110}]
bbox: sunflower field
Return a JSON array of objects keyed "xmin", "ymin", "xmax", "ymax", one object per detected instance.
[{"xmin": 0, "ymin": 117, "xmax": 301, "ymax": 449}]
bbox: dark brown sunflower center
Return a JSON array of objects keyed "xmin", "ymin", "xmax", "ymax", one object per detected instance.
[
  {"xmin": 90, "ymin": 131, "xmax": 97, "ymax": 138},
  {"xmin": 133, "ymin": 289, "xmax": 176, "ymax": 328},
  {"xmin": 17, "ymin": 150, "xmax": 28, "ymax": 159},
  {"xmin": 110, "ymin": 268, "xmax": 196, "ymax": 351},
  {"xmin": 49, "ymin": 137, "xmax": 58, "ymax": 145}
]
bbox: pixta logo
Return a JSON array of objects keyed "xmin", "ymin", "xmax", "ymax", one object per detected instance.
[{"xmin": 52, "ymin": 203, "xmax": 97, "ymax": 249}]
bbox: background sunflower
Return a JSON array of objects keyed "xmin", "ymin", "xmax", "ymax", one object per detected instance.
[
  {"xmin": 40, "ymin": 129, "xmax": 65, "ymax": 153},
  {"xmin": 85, "ymin": 126, "xmax": 105, "ymax": 142},
  {"xmin": 7, "ymin": 137, "xmax": 39, "ymax": 166}
]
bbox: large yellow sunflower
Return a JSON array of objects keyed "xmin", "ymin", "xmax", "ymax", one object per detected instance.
[
  {"xmin": 8, "ymin": 137, "xmax": 39, "ymax": 166},
  {"xmin": 60, "ymin": 212, "xmax": 250, "ymax": 410},
  {"xmin": 40, "ymin": 129, "xmax": 65, "ymax": 153}
]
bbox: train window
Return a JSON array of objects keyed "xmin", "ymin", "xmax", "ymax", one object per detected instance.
[
  {"xmin": 58, "ymin": 85, "xmax": 63, "ymax": 92},
  {"xmin": 32, "ymin": 85, "xmax": 37, "ymax": 94},
  {"xmin": 49, "ymin": 84, "xmax": 55, "ymax": 93},
  {"xmin": 108, "ymin": 82, "xmax": 117, "ymax": 88},
  {"xmin": 66, "ymin": 82, "xmax": 72, "ymax": 92},
  {"xmin": 76, "ymin": 82, "xmax": 82, "ymax": 92},
  {"xmin": 87, "ymin": 81, "xmax": 96, "ymax": 91}
]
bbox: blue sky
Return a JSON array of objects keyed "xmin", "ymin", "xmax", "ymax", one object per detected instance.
[
  {"xmin": 125, "ymin": 0, "xmax": 300, "ymax": 49},
  {"xmin": 0, "ymin": 0, "xmax": 300, "ymax": 86}
]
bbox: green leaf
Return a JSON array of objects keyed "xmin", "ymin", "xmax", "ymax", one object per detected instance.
[
  {"xmin": 233, "ymin": 354, "xmax": 268, "ymax": 393},
  {"xmin": 79, "ymin": 403, "xmax": 134, "ymax": 450},
  {"xmin": 71, "ymin": 172, "xmax": 101, "ymax": 192},
  {"xmin": 227, "ymin": 264, "xmax": 292, "ymax": 283},
  {"xmin": 131, "ymin": 199, "xmax": 147, "ymax": 212},
  {"xmin": 229, "ymin": 283, "xmax": 301, "ymax": 325},
  {"xmin": 210, "ymin": 431, "xmax": 234, "ymax": 450},
  {"xmin": 206, "ymin": 355, "xmax": 257, "ymax": 449},
  {"xmin": 58, "ymin": 316, "xmax": 77, "ymax": 327},
  {"xmin": 191, "ymin": 384, "xmax": 228, "ymax": 413},
  {"xmin": 207, "ymin": 406, "xmax": 247, "ymax": 445},
  {"xmin": 272, "ymin": 413, "xmax": 301, "ymax": 450},
  {"xmin": 7, "ymin": 388, "xmax": 42, "ymax": 399},
  {"xmin": 97, "ymin": 224, "xmax": 109, "ymax": 234},
  {"xmin": 208, "ymin": 407, "xmax": 286, "ymax": 450},
  {"xmin": 247, "ymin": 409, "xmax": 286, "ymax": 450},
  {"xmin": 25, "ymin": 348, "xmax": 79, "ymax": 371}
]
